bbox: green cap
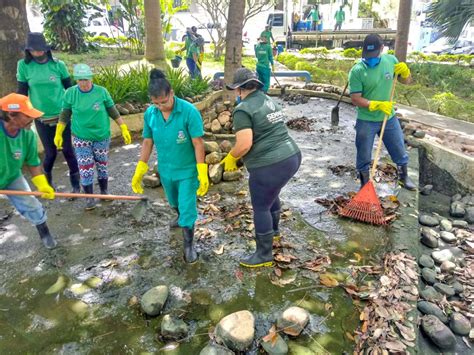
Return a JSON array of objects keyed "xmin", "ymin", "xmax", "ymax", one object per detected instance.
[{"xmin": 73, "ymin": 63, "xmax": 93, "ymax": 80}]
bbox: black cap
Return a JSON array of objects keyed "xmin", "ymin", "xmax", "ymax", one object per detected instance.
[
  {"xmin": 362, "ymin": 34, "xmax": 383, "ymax": 58},
  {"xmin": 25, "ymin": 32, "xmax": 50, "ymax": 52},
  {"xmin": 226, "ymin": 68, "xmax": 263, "ymax": 90}
]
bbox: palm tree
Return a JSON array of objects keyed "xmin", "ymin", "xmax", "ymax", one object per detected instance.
[
  {"xmin": 144, "ymin": 0, "xmax": 167, "ymax": 67},
  {"xmin": 223, "ymin": 0, "xmax": 246, "ymax": 101},
  {"xmin": 0, "ymin": 0, "xmax": 29, "ymax": 96},
  {"xmin": 426, "ymin": 0, "xmax": 474, "ymax": 40},
  {"xmin": 394, "ymin": 0, "xmax": 412, "ymax": 62}
]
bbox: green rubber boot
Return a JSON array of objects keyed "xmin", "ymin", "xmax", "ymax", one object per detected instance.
[
  {"xmin": 240, "ymin": 231, "xmax": 274, "ymax": 268},
  {"xmin": 182, "ymin": 227, "xmax": 198, "ymax": 263}
]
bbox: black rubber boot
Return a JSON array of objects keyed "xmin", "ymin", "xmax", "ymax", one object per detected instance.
[
  {"xmin": 182, "ymin": 227, "xmax": 198, "ymax": 263},
  {"xmin": 240, "ymin": 232, "xmax": 274, "ymax": 268},
  {"xmin": 36, "ymin": 222, "xmax": 57, "ymax": 249},
  {"xmin": 170, "ymin": 207, "xmax": 179, "ymax": 228},
  {"xmin": 359, "ymin": 170, "xmax": 370, "ymax": 189},
  {"xmin": 271, "ymin": 210, "xmax": 281, "ymax": 241},
  {"xmin": 82, "ymin": 184, "xmax": 97, "ymax": 210},
  {"xmin": 98, "ymin": 178, "xmax": 108, "ymax": 195},
  {"xmin": 69, "ymin": 172, "xmax": 81, "ymax": 194},
  {"xmin": 45, "ymin": 171, "xmax": 55, "ymax": 190},
  {"xmin": 397, "ymin": 165, "xmax": 416, "ymax": 191}
]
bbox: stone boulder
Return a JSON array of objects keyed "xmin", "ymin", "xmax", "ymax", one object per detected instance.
[
  {"xmin": 421, "ymin": 268, "xmax": 437, "ymax": 285},
  {"xmin": 261, "ymin": 333, "xmax": 288, "ymax": 354},
  {"xmin": 439, "ymin": 219, "xmax": 453, "ymax": 232},
  {"xmin": 215, "ymin": 310, "xmax": 255, "ymax": 351},
  {"xmin": 199, "ymin": 344, "xmax": 234, "ymax": 355},
  {"xmin": 223, "ymin": 171, "xmax": 243, "ymax": 182},
  {"xmin": 277, "ymin": 306, "xmax": 310, "ymax": 336},
  {"xmin": 204, "ymin": 141, "xmax": 221, "ymax": 154},
  {"xmin": 209, "ymin": 164, "xmax": 224, "ymax": 184},
  {"xmin": 140, "ymin": 285, "xmax": 168, "ymax": 316},
  {"xmin": 419, "ymin": 214, "xmax": 439, "ymax": 227},
  {"xmin": 218, "ymin": 111, "xmax": 232, "ymax": 126},
  {"xmin": 206, "ymin": 152, "xmax": 222, "ymax": 165},
  {"xmin": 219, "ymin": 140, "xmax": 233, "ymax": 153},
  {"xmin": 215, "ymin": 102, "xmax": 227, "ymax": 114},
  {"xmin": 449, "ymin": 312, "xmax": 471, "ymax": 336},
  {"xmin": 418, "ymin": 301, "xmax": 448, "ymax": 324},
  {"xmin": 432, "ymin": 250, "xmax": 454, "ymax": 264},
  {"xmin": 143, "ymin": 175, "xmax": 161, "ymax": 188},
  {"xmin": 440, "ymin": 231, "xmax": 456, "ymax": 244},
  {"xmin": 211, "ymin": 120, "xmax": 222, "ymax": 134},
  {"xmin": 419, "ymin": 255, "xmax": 435, "ymax": 269},
  {"xmin": 421, "ymin": 315, "xmax": 456, "ymax": 350},
  {"xmin": 450, "ymin": 201, "xmax": 466, "ymax": 218},
  {"xmin": 161, "ymin": 315, "xmax": 188, "ymax": 340},
  {"xmin": 420, "ymin": 228, "xmax": 439, "ymax": 248},
  {"xmin": 465, "ymin": 207, "xmax": 474, "ymax": 224}
]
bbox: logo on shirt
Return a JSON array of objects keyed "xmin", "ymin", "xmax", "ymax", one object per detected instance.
[
  {"xmin": 176, "ymin": 130, "xmax": 187, "ymax": 144},
  {"xmin": 12, "ymin": 150, "xmax": 22, "ymax": 160},
  {"xmin": 265, "ymin": 99, "xmax": 276, "ymax": 112},
  {"xmin": 385, "ymin": 72, "xmax": 392, "ymax": 80},
  {"xmin": 49, "ymin": 75, "xmax": 56, "ymax": 82},
  {"xmin": 93, "ymin": 103, "xmax": 101, "ymax": 111}
]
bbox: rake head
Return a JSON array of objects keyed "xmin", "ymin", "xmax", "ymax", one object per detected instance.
[{"xmin": 339, "ymin": 181, "xmax": 386, "ymax": 225}]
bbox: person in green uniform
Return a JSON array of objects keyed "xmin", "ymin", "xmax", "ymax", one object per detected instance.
[
  {"xmin": 348, "ymin": 34, "xmax": 416, "ymax": 190},
  {"xmin": 260, "ymin": 25, "xmax": 275, "ymax": 45},
  {"xmin": 334, "ymin": 6, "xmax": 345, "ymax": 31},
  {"xmin": 254, "ymin": 36, "xmax": 274, "ymax": 93},
  {"xmin": 222, "ymin": 68, "xmax": 301, "ymax": 268},
  {"xmin": 54, "ymin": 64, "xmax": 132, "ymax": 210},
  {"xmin": 16, "ymin": 32, "xmax": 80, "ymax": 193},
  {"xmin": 0, "ymin": 93, "xmax": 57, "ymax": 249},
  {"xmin": 131, "ymin": 69, "xmax": 209, "ymax": 264},
  {"xmin": 306, "ymin": 5, "xmax": 320, "ymax": 31}
]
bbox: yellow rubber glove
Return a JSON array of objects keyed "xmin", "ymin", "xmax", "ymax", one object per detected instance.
[
  {"xmin": 131, "ymin": 161, "xmax": 149, "ymax": 194},
  {"xmin": 31, "ymin": 174, "xmax": 55, "ymax": 199},
  {"xmin": 220, "ymin": 152, "xmax": 239, "ymax": 172},
  {"xmin": 54, "ymin": 122, "xmax": 66, "ymax": 149},
  {"xmin": 394, "ymin": 62, "xmax": 410, "ymax": 79},
  {"xmin": 120, "ymin": 124, "xmax": 132, "ymax": 145},
  {"xmin": 196, "ymin": 163, "xmax": 209, "ymax": 196},
  {"xmin": 368, "ymin": 100, "xmax": 395, "ymax": 116}
]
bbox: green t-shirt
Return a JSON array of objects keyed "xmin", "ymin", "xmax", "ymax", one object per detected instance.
[
  {"xmin": 232, "ymin": 90, "xmax": 300, "ymax": 169},
  {"xmin": 143, "ymin": 97, "xmax": 204, "ymax": 180},
  {"xmin": 0, "ymin": 121, "xmax": 40, "ymax": 189},
  {"xmin": 260, "ymin": 30, "xmax": 274, "ymax": 43},
  {"xmin": 63, "ymin": 85, "xmax": 115, "ymax": 141},
  {"xmin": 335, "ymin": 9, "xmax": 345, "ymax": 23},
  {"xmin": 348, "ymin": 54, "xmax": 398, "ymax": 122},
  {"xmin": 255, "ymin": 43, "xmax": 274, "ymax": 68},
  {"xmin": 16, "ymin": 58, "xmax": 70, "ymax": 119},
  {"xmin": 187, "ymin": 42, "xmax": 200, "ymax": 60},
  {"xmin": 309, "ymin": 9, "xmax": 320, "ymax": 21}
]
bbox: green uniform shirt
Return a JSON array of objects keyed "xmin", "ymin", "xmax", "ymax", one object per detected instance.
[
  {"xmin": 335, "ymin": 9, "xmax": 345, "ymax": 23},
  {"xmin": 309, "ymin": 9, "xmax": 320, "ymax": 21},
  {"xmin": 187, "ymin": 42, "xmax": 200, "ymax": 60},
  {"xmin": 260, "ymin": 30, "xmax": 274, "ymax": 43},
  {"xmin": 233, "ymin": 90, "xmax": 300, "ymax": 169},
  {"xmin": 348, "ymin": 54, "xmax": 398, "ymax": 122},
  {"xmin": 63, "ymin": 85, "xmax": 115, "ymax": 141},
  {"xmin": 16, "ymin": 58, "xmax": 70, "ymax": 119},
  {"xmin": 143, "ymin": 97, "xmax": 204, "ymax": 180},
  {"xmin": 0, "ymin": 122, "xmax": 40, "ymax": 189},
  {"xmin": 184, "ymin": 36, "xmax": 192, "ymax": 58},
  {"xmin": 255, "ymin": 43, "xmax": 274, "ymax": 68}
]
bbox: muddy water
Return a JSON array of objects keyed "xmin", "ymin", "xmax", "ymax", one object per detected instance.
[{"xmin": 0, "ymin": 98, "xmax": 394, "ymax": 354}]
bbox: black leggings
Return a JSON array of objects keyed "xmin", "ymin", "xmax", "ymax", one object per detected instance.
[
  {"xmin": 248, "ymin": 152, "xmax": 302, "ymax": 235},
  {"xmin": 34, "ymin": 120, "xmax": 79, "ymax": 175}
]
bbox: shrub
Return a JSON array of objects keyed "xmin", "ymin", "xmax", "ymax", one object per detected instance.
[
  {"xmin": 300, "ymin": 47, "xmax": 329, "ymax": 58},
  {"xmin": 387, "ymin": 49, "xmax": 395, "ymax": 55},
  {"xmin": 343, "ymin": 48, "xmax": 362, "ymax": 58},
  {"xmin": 94, "ymin": 66, "xmax": 139, "ymax": 104}
]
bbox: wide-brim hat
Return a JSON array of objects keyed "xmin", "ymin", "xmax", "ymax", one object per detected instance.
[
  {"xmin": 226, "ymin": 68, "xmax": 263, "ymax": 90},
  {"xmin": 73, "ymin": 63, "xmax": 94, "ymax": 80},
  {"xmin": 362, "ymin": 34, "xmax": 383, "ymax": 58},
  {"xmin": 25, "ymin": 32, "xmax": 51, "ymax": 52},
  {"xmin": 0, "ymin": 93, "xmax": 44, "ymax": 119}
]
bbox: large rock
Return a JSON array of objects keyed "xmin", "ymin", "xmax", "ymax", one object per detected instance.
[
  {"xmin": 440, "ymin": 231, "xmax": 456, "ymax": 244},
  {"xmin": 215, "ymin": 102, "xmax": 227, "ymax": 114},
  {"xmin": 413, "ymin": 130, "xmax": 426, "ymax": 138},
  {"xmin": 419, "ymin": 255, "xmax": 435, "ymax": 269},
  {"xmin": 211, "ymin": 119, "xmax": 222, "ymax": 134},
  {"xmin": 422, "ymin": 315, "xmax": 456, "ymax": 350},
  {"xmin": 451, "ymin": 194, "xmax": 462, "ymax": 202},
  {"xmin": 143, "ymin": 175, "xmax": 161, "ymax": 188},
  {"xmin": 209, "ymin": 164, "xmax": 224, "ymax": 184},
  {"xmin": 140, "ymin": 285, "xmax": 168, "ymax": 316},
  {"xmin": 217, "ymin": 112, "xmax": 231, "ymax": 126},
  {"xmin": 206, "ymin": 152, "xmax": 222, "ymax": 165},
  {"xmin": 420, "ymin": 228, "xmax": 439, "ymax": 248},
  {"xmin": 449, "ymin": 280, "xmax": 464, "ymax": 295},
  {"xmin": 277, "ymin": 306, "xmax": 310, "ymax": 336},
  {"xmin": 261, "ymin": 333, "xmax": 288, "ymax": 355},
  {"xmin": 465, "ymin": 207, "xmax": 474, "ymax": 224},
  {"xmin": 199, "ymin": 344, "xmax": 234, "ymax": 355},
  {"xmin": 432, "ymin": 250, "xmax": 454, "ymax": 264},
  {"xmin": 219, "ymin": 140, "xmax": 233, "ymax": 153},
  {"xmin": 215, "ymin": 310, "xmax": 255, "ymax": 351},
  {"xmin": 418, "ymin": 302, "xmax": 448, "ymax": 324},
  {"xmin": 440, "ymin": 260, "xmax": 456, "ymax": 273},
  {"xmin": 421, "ymin": 268, "xmax": 437, "ymax": 285},
  {"xmin": 439, "ymin": 219, "xmax": 453, "ymax": 232},
  {"xmin": 420, "ymin": 184, "xmax": 433, "ymax": 196},
  {"xmin": 449, "ymin": 313, "xmax": 471, "ymax": 336},
  {"xmin": 161, "ymin": 315, "xmax": 188, "ymax": 340},
  {"xmin": 450, "ymin": 201, "xmax": 466, "ymax": 218},
  {"xmin": 223, "ymin": 171, "xmax": 243, "ymax": 182},
  {"xmin": 419, "ymin": 214, "xmax": 439, "ymax": 227},
  {"xmin": 420, "ymin": 286, "xmax": 443, "ymax": 303},
  {"xmin": 452, "ymin": 220, "xmax": 468, "ymax": 228},
  {"xmin": 433, "ymin": 283, "xmax": 455, "ymax": 297},
  {"xmin": 204, "ymin": 141, "xmax": 221, "ymax": 154}
]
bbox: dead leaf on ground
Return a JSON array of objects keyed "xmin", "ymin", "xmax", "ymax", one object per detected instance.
[
  {"xmin": 262, "ymin": 325, "xmax": 279, "ymax": 346},
  {"xmin": 213, "ymin": 245, "xmax": 224, "ymax": 255},
  {"xmin": 319, "ymin": 274, "xmax": 339, "ymax": 287},
  {"xmin": 234, "ymin": 269, "xmax": 243, "ymax": 281},
  {"xmin": 274, "ymin": 253, "xmax": 297, "ymax": 263},
  {"xmin": 274, "ymin": 268, "xmax": 282, "ymax": 277}
]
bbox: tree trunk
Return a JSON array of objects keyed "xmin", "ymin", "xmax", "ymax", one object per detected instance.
[
  {"xmin": 144, "ymin": 0, "xmax": 167, "ymax": 68},
  {"xmin": 394, "ymin": 0, "xmax": 412, "ymax": 62},
  {"xmin": 0, "ymin": 0, "xmax": 29, "ymax": 96},
  {"xmin": 223, "ymin": 0, "xmax": 246, "ymax": 101}
]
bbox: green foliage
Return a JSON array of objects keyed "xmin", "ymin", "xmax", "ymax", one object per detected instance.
[
  {"xmin": 426, "ymin": 0, "xmax": 474, "ymax": 40},
  {"xmin": 387, "ymin": 49, "xmax": 395, "ymax": 55},
  {"xmin": 342, "ymin": 48, "xmax": 362, "ymax": 59},
  {"xmin": 161, "ymin": 0, "xmax": 188, "ymax": 35},
  {"xmin": 300, "ymin": 47, "xmax": 329, "ymax": 58},
  {"xmin": 165, "ymin": 67, "xmax": 211, "ymax": 98},
  {"xmin": 94, "ymin": 65, "xmax": 139, "ymax": 103},
  {"xmin": 408, "ymin": 51, "xmax": 473, "ymax": 64},
  {"xmin": 429, "ymin": 92, "xmax": 474, "ymax": 122}
]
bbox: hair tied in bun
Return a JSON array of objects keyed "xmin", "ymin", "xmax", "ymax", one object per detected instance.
[{"xmin": 150, "ymin": 68, "xmax": 166, "ymax": 81}]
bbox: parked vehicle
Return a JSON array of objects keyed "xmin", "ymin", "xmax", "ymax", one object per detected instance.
[
  {"xmin": 421, "ymin": 37, "xmax": 452, "ymax": 54},
  {"xmin": 84, "ymin": 14, "xmax": 125, "ymax": 38},
  {"xmin": 448, "ymin": 39, "xmax": 474, "ymax": 55}
]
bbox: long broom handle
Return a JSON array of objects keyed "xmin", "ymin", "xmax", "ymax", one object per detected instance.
[
  {"xmin": 369, "ymin": 78, "xmax": 398, "ymax": 181},
  {"xmin": 0, "ymin": 190, "xmax": 147, "ymax": 201}
]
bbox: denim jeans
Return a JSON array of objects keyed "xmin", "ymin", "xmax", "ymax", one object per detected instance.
[
  {"xmin": 355, "ymin": 116, "xmax": 408, "ymax": 172},
  {"xmin": 4, "ymin": 175, "xmax": 46, "ymax": 226}
]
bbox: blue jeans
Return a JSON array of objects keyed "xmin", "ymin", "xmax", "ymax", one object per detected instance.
[
  {"xmin": 186, "ymin": 58, "xmax": 200, "ymax": 79},
  {"xmin": 4, "ymin": 175, "xmax": 46, "ymax": 226},
  {"xmin": 355, "ymin": 117, "xmax": 408, "ymax": 172}
]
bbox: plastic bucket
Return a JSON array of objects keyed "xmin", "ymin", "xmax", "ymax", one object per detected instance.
[
  {"xmin": 277, "ymin": 44, "xmax": 284, "ymax": 54},
  {"xmin": 171, "ymin": 55, "xmax": 182, "ymax": 68},
  {"xmin": 317, "ymin": 23, "xmax": 323, "ymax": 31}
]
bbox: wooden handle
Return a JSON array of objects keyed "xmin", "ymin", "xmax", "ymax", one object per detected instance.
[
  {"xmin": 335, "ymin": 82, "xmax": 349, "ymax": 108},
  {"xmin": 0, "ymin": 190, "xmax": 147, "ymax": 201},
  {"xmin": 369, "ymin": 78, "xmax": 398, "ymax": 180}
]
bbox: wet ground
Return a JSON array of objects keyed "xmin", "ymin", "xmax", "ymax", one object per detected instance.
[{"xmin": 0, "ymin": 98, "xmax": 403, "ymax": 354}]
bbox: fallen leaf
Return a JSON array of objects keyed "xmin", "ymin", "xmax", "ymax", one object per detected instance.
[
  {"xmin": 384, "ymin": 340, "xmax": 406, "ymax": 352},
  {"xmin": 319, "ymin": 274, "xmax": 339, "ymax": 287},
  {"xmin": 262, "ymin": 325, "xmax": 279, "ymax": 346},
  {"xmin": 346, "ymin": 332, "xmax": 355, "ymax": 341},
  {"xmin": 380, "ymin": 275, "xmax": 391, "ymax": 286},
  {"xmin": 274, "ymin": 268, "xmax": 282, "ymax": 277},
  {"xmin": 235, "ymin": 269, "xmax": 243, "ymax": 281},
  {"xmin": 373, "ymin": 328, "xmax": 383, "ymax": 340},
  {"xmin": 213, "ymin": 245, "xmax": 224, "ymax": 255},
  {"xmin": 274, "ymin": 253, "xmax": 297, "ymax": 263},
  {"xmin": 128, "ymin": 295, "xmax": 138, "ymax": 307},
  {"xmin": 353, "ymin": 253, "xmax": 363, "ymax": 262}
]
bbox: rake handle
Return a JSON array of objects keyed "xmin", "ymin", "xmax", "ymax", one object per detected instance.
[
  {"xmin": 335, "ymin": 82, "xmax": 349, "ymax": 109},
  {"xmin": 0, "ymin": 190, "xmax": 146, "ymax": 201},
  {"xmin": 369, "ymin": 78, "xmax": 398, "ymax": 181}
]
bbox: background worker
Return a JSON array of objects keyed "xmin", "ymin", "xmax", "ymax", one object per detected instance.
[
  {"xmin": 260, "ymin": 25, "xmax": 275, "ymax": 45},
  {"xmin": 0, "ymin": 93, "xmax": 57, "ymax": 249},
  {"xmin": 307, "ymin": 5, "xmax": 320, "ymax": 31},
  {"xmin": 54, "ymin": 64, "xmax": 131, "ymax": 210},
  {"xmin": 131, "ymin": 69, "xmax": 209, "ymax": 264},
  {"xmin": 16, "ymin": 32, "xmax": 80, "ymax": 194},
  {"xmin": 334, "ymin": 6, "xmax": 345, "ymax": 31},
  {"xmin": 348, "ymin": 34, "xmax": 416, "ymax": 191},
  {"xmin": 254, "ymin": 36, "xmax": 274, "ymax": 93},
  {"xmin": 222, "ymin": 68, "xmax": 301, "ymax": 268}
]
